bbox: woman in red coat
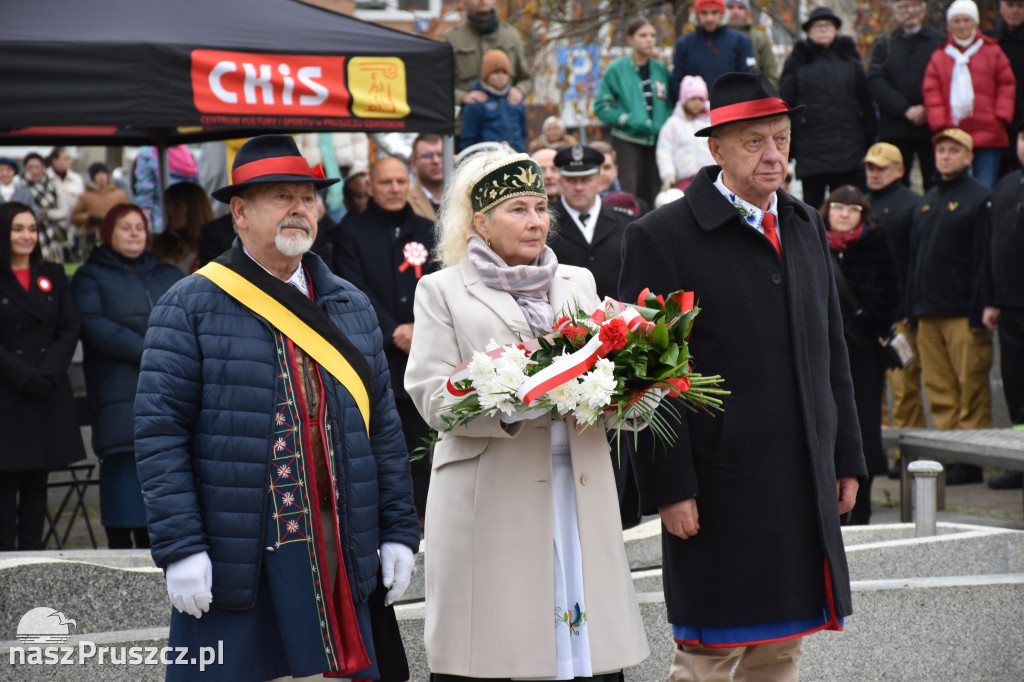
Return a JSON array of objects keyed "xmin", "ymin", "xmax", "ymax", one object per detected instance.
[{"xmin": 922, "ymin": 0, "xmax": 1016, "ymax": 187}]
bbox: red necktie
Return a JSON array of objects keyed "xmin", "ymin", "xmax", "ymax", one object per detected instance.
[{"xmin": 762, "ymin": 211, "xmax": 781, "ymax": 257}]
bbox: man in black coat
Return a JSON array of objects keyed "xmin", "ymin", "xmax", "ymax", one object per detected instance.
[
  {"xmin": 619, "ymin": 73, "xmax": 866, "ymax": 679},
  {"xmin": 548, "ymin": 144, "xmax": 633, "ymax": 301},
  {"xmin": 548, "ymin": 144, "xmax": 642, "ymax": 528},
  {"xmin": 906, "ymin": 128, "xmax": 997, "ymax": 485},
  {"xmin": 864, "ymin": 143, "xmax": 927, "ymax": 434},
  {"xmin": 867, "ymin": 0, "xmax": 944, "ymax": 191},
  {"xmin": 331, "ymin": 156, "xmax": 437, "ymax": 523},
  {"xmin": 987, "ymin": 1, "xmax": 1024, "ymax": 141},
  {"xmin": 983, "ymin": 127, "xmax": 1024, "ymax": 488}
]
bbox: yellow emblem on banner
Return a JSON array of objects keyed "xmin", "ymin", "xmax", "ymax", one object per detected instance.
[
  {"xmin": 948, "ymin": 201, "xmax": 959, "ymax": 212},
  {"xmin": 348, "ymin": 57, "xmax": 410, "ymax": 119}
]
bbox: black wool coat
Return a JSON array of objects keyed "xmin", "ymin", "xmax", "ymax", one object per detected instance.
[
  {"xmin": 330, "ymin": 199, "xmax": 437, "ymax": 400},
  {"xmin": 549, "ymin": 198, "xmax": 632, "ymax": 301},
  {"xmin": 0, "ymin": 262, "xmax": 86, "ymax": 471},
  {"xmin": 780, "ymin": 36, "xmax": 878, "ymax": 178},
  {"xmin": 867, "ymin": 26, "xmax": 945, "ymax": 140},
  {"xmin": 619, "ymin": 167, "xmax": 866, "ymax": 627},
  {"xmin": 986, "ymin": 22, "xmax": 1024, "ymax": 130},
  {"xmin": 986, "ymin": 169, "xmax": 1024, "ymax": 309}
]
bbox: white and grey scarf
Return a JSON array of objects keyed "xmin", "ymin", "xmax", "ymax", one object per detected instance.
[
  {"xmin": 945, "ymin": 35, "xmax": 984, "ymax": 125},
  {"xmin": 466, "ymin": 234, "xmax": 558, "ymax": 331}
]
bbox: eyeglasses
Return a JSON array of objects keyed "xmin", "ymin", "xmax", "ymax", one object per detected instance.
[
  {"xmin": 415, "ymin": 152, "xmax": 442, "ymax": 161},
  {"xmin": 828, "ymin": 202, "xmax": 863, "ymax": 213}
]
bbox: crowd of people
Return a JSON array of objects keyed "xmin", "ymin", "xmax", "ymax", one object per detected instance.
[{"xmin": 3, "ymin": 0, "xmax": 1024, "ymax": 680}]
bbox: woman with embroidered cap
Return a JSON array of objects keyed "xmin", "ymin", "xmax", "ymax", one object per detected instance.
[
  {"xmin": 594, "ymin": 16, "xmax": 671, "ymax": 207},
  {"xmin": 0, "ymin": 202, "xmax": 85, "ymax": 551},
  {"xmin": 922, "ymin": 0, "xmax": 1016, "ymax": 188},
  {"xmin": 405, "ymin": 147, "xmax": 649, "ymax": 680},
  {"xmin": 821, "ymin": 186, "xmax": 900, "ymax": 525},
  {"xmin": 780, "ymin": 6, "xmax": 877, "ymax": 210}
]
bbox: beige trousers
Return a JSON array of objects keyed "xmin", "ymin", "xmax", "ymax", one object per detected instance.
[
  {"xmin": 885, "ymin": 320, "xmax": 927, "ymax": 428},
  {"xmin": 916, "ymin": 316, "xmax": 993, "ymax": 430},
  {"xmin": 669, "ymin": 639, "xmax": 803, "ymax": 682}
]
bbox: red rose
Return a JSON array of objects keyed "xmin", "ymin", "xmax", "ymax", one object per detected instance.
[
  {"xmin": 599, "ymin": 318, "xmax": 629, "ymax": 351},
  {"xmin": 666, "ymin": 376, "xmax": 691, "ymax": 396}
]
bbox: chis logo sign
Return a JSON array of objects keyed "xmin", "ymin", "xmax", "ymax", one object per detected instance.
[{"xmin": 191, "ymin": 50, "xmax": 351, "ymax": 117}]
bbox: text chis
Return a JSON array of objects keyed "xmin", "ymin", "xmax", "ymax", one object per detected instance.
[{"xmin": 190, "ymin": 50, "xmax": 412, "ymax": 122}]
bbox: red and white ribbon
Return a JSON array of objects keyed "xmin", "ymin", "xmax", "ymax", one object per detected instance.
[{"xmin": 398, "ymin": 241, "xmax": 429, "ymax": 278}]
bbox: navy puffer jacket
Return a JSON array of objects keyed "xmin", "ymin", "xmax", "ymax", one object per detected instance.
[
  {"xmin": 134, "ymin": 250, "xmax": 419, "ymax": 609},
  {"xmin": 72, "ymin": 246, "xmax": 183, "ymax": 459}
]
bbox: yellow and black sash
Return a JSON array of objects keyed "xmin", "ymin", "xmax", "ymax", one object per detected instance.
[{"xmin": 196, "ymin": 248, "xmax": 373, "ymax": 434}]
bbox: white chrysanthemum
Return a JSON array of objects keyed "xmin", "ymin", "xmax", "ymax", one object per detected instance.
[
  {"xmin": 593, "ymin": 357, "xmax": 615, "ymax": 376},
  {"xmin": 578, "ymin": 365, "xmax": 617, "ymax": 409},
  {"xmin": 547, "ymin": 379, "xmax": 582, "ymax": 415},
  {"xmin": 573, "ymin": 400, "xmax": 603, "ymax": 426},
  {"xmin": 497, "ymin": 345, "xmax": 530, "ymax": 372},
  {"xmin": 484, "ymin": 338, "xmax": 502, "ymax": 352},
  {"xmin": 467, "ymin": 351, "xmax": 496, "ymax": 387},
  {"xmin": 477, "ymin": 385, "xmax": 516, "ymax": 415},
  {"xmin": 494, "ymin": 363, "xmax": 527, "ymax": 392}
]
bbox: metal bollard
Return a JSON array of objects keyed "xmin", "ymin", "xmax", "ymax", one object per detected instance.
[{"xmin": 907, "ymin": 460, "xmax": 943, "ymax": 537}]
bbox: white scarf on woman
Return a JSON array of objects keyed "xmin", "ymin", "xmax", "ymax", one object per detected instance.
[{"xmin": 945, "ymin": 36, "xmax": 984, "ymax": 125}]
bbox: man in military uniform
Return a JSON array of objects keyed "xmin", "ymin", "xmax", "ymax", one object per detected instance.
[{"xmin": 548, "ymin": 144, "xmax": 633, "ymax": 301}]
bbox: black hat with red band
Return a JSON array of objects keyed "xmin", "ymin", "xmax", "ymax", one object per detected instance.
[
  {"xmin": 695, "ymin": 72, "xmax": 804, "ymax": 138},
  {"xmin": 211, "ymin": 134, "xmax": 339, "ymax": 203}
]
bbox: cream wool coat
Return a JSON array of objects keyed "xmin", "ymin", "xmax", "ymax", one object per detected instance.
[{"xmin": 405, "ymin": 257, "xmax": 649, "ymax": 678}]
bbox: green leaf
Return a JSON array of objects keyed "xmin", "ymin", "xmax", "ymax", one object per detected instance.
[
  {"xmin": 652, "ymin": 321, "xmax": 669, "ymax": 350},
  {"xmin": 659, "ymin": 343, "xmax": 679, "ymax": 367}
]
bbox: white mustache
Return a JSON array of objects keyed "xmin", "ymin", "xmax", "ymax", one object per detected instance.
[{"xmin": 277, "ymin": 217, "xmax": 312, "ymax": 235}]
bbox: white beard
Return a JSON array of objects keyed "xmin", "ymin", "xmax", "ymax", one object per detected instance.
[
  {"xmin": 275, "ymin": 218, "xmax": 314, "ymax": 257},
  {"xmin": 275, "ymin": 231, "xmax": 313, "ymax": 257}
]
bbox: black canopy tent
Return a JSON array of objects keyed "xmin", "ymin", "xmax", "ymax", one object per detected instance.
[{"xmin": 0, "ymin": 0, "xmax": 454, "ymax": 146}]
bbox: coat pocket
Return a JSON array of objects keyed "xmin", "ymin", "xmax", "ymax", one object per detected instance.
[{"xmin": 432, "ymin": 434, "xmax": 489, "ymax": 471}]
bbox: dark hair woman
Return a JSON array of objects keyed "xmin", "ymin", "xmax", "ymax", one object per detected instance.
[
  {"xmin": 594, "ymin": 17, "xmax": 672, "ymax": 207},
  {"xmin": 71, "ymin": 204, "xmax": 183, "ymax": 549},
  {"xmin": 820, "ymin": 185, "xmax": 901, "ymax": 525},
  {"xmin": 152, "ymin": 182, "xmax": 215, "ymax": 275},
  {"xmin": 0, "ymin": 202, "xmax": 85, "ymax": 550}
]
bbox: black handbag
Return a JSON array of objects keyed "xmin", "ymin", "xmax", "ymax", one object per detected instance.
[{"xmin": 830, "ymin": 253, "xmax": 914, "ymax": 370}]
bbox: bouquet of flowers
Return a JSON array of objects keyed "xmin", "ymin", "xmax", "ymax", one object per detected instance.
[{"xmin": 424, "ymin": 288, "xmax": 728, "ymax": 454}]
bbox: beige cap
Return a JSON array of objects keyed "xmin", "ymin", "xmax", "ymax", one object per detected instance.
[
  {"xmin": 932, "ymin": 128, "xmax": 973, "ymax": 152},
  {"xmin": 862, "ymin": 142, "xmax": 904, "ymax": 168}
]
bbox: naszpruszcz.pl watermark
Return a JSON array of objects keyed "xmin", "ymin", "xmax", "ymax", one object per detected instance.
[
  {"xmin": 9, "ymin": 607, "xmax": 224, "ymax": 671},
  {"xmin": 9, "ymin": 641, "xmax": 225, "ymax": 671}
]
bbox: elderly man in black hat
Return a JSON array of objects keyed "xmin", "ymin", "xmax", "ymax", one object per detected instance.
[
  {"xmin": 620, "ymin": 72, "xmax": 866, "ymax": 681},
  {"xmin": 134, "ymin": 134, "xmax": 419, "ymax": 681}
]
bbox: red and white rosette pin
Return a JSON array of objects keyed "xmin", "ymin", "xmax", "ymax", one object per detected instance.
[
  {"xmin": 398, "ymin": 241, "xmax": 428, "ymax": 278},
  {"xmin": 37, "ymin": 277, "xmax": 53, "ymax": 293}
]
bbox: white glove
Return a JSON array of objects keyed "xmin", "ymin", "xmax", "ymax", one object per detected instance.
[
  {"xmin": 165, "ymin": 551, "xmax": 213, "ymax": 619},
  {"xmin": 380, "ymin": 542, "xmax": 415, "ymax": 606}
]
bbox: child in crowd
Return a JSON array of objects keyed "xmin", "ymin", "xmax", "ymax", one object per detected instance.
[
  {"xmin": 461, "ymin": 49, "xmax": 527, "ymax": 153},
  {"xmin": 656, "ymin": 75, "xmax": 715, "ymax": 191}
]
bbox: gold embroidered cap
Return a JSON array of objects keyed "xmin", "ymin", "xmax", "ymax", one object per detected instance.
[{"xmin": 471, "ymin": 156, "xmax": 546, "ymax": 213}]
